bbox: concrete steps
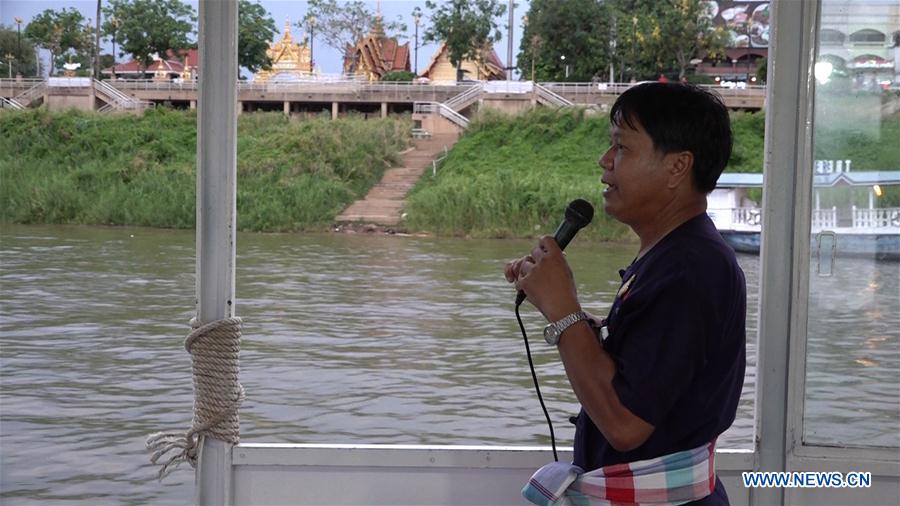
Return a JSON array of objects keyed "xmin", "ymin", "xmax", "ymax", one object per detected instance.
[{"xmin": 336, "ymin": 134, "xmax": 457, "ymax": 227}]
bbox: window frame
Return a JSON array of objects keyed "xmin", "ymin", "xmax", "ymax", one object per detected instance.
[{"xmin": 754, "ymin": 1, "xmax": 900, "ymax": 504}]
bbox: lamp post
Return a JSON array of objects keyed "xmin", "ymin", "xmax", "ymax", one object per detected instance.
[
  {"xmin": 14, "ymin": 17, "xmax": 22, "ymax": 77},
  {"xmin": 5, "ymin": 54, "xmax": 14, "ymax": 79},
  {"xmin": 560, "ymin": 54, "xmax": 568, "ymax": 79},
  {"xmin": 413, "ymin": 12, "xmax": 421, "ymax": 75},
  {"xmin": 308, "ymin": 16, "xmax": 316, "ymax": 72},
  {"xmin": 110, "ymin": 16, "xmax": 121, "ymax": 80}
]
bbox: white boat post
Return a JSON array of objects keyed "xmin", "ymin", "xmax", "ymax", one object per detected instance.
[{"xmin": 195, "ymin": 1, "xmax": 239, "ymax": 504}]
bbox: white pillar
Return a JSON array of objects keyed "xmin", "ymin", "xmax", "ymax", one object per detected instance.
[
  {"xmin": 381, "ymin": 102, "xmax": 388, "ymax": 118},
  {"xmin": 332, "ymin": 101, "xmax": 339, "ymax": 119},
  {"xmin": 190, "ymin": 100, "xmax": 196, "ymax": 110},
  {"xmin": 754, "ymin": 1, "xmax": 819, "ymax": 505},
  {"xmin": 196, "ymin": 1, "xmax": 238, "ymax": 505},
  {"xmin": 815, "ymin": 189, "xmax": 820, "ymax": 210},
  {"xmin": 284, "ymin": 101, "xmax": 290, "ymax": 115}
]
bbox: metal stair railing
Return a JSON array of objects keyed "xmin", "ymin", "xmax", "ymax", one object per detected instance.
[
  {"xmin": 1, "ymin": 96, "xmax": 25, "ymax": 110},
  {"xmin": 94, "ymin": 79, "xmax": 146, "ymax": 111},
  {"xmin": 443, "ymin": 83, "xmax": 484, "ymax": 111},
  {"xmin": 414, "ymin": 101, "xmax": 469, "ymax": 129},
  {"xmin": 534, "ymin": 83, "xmax": 574, "ymax": 107},
  {"xmin": 13, "ymin": 81, "xmax": 46, "ymax": 107},
  {"xmin": 94, "ymin": 79, "xmax": 134, "ymax": 108},
  {"xmin": 97, "ymin": 99, "xmax": 153, "ymax": 113}
]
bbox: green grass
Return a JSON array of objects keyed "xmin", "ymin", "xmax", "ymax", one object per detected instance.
[
  {"xmin": 3, "ymin": 104, "xmax": 897, "ymax": 236},
  {"xmin": 403, "ymin": 108, "xmax": 786, "ymax": 240},
  {"xmin": 0, "ymin": 108, "xmax": 411, "ymax": 231}
]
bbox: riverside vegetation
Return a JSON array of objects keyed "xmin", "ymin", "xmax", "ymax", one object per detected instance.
[
  {"xmin": 2, "ymin": 106, "xmax": 897, "ymax": 238},
  {"xmin": 404, "ymin": 106, "xmax": 899, "ymax": 240},
  {"xmin": 0, "ymin": 108, "xmax": 410, "ymax": 231}
]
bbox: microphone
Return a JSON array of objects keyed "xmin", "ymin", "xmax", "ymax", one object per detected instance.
[{"xmin": 515, "ymin": 199, "xmax": 594, "ymax": 306}]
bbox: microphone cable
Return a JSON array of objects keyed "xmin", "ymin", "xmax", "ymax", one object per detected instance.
[{"xmin": 515, "ymin": 298, "xmax": 559, "ymax": 462}]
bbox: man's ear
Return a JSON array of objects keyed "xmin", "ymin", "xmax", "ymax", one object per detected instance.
[{"xmin": 666, "ymin": 151, "xmax": 694, "ymax": 189}]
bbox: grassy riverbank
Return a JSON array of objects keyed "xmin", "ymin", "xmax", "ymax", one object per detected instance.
[
  {"xmin": 0, "ymin": 108, "xmax": 410, "ymax": 231},
  {"xmin": 404, "ymin": 106, "xmax": 900, "ymax": 239},
  {"xmin": 404, "ymin": 108, "xmax": 773, "ymax": 240},
  {"xmin": 3, "ymin": 105, "xmax": 897, "ymax": 238}
]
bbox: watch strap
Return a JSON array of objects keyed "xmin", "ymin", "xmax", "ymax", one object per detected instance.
[
  {"xmin": 554, "ymin": 311, "xmax": 588, "ymax": 334},
  {"xmin": 546, "ymin": 310, "xmax": 588, "ymax": 345}
]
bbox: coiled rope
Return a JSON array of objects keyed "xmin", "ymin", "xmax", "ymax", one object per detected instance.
[{"xmin": 146, "ymin": 317, "xmax": 245, "ymax": 480}]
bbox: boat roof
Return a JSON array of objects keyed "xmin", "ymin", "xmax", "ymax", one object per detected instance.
[{"xmin": 716, "ymin": 171, "xmax": 900, "ymax": 188}]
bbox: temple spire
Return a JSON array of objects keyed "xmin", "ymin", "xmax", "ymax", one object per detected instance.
[
  {"xmin": 283, "ymin": 18, "xmax": 293, "ymax": 42},
  {"xmin": 371, "ymin": 3, "xmax": 386, "ymax": 39}
]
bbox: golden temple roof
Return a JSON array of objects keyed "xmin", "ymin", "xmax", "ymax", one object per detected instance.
[{"xmin": 255, "ymin": 19, "xmax": 313, "ymax": 82}]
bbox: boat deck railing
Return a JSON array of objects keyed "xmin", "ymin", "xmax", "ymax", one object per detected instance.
[
  {"xmin": 729, "ymin": 206, "xmax": 900, "ymax": 232},
  {"xmin": 853, "ymin": 206, "xmax": 900, "ymax": 229}
]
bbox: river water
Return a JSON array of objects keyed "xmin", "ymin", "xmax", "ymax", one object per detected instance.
[{"xmin": 0, "ymin": 224, "xmax": 897, "ymax": 505}]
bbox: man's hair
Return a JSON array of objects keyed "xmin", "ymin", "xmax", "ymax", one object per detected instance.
[{"xmin": 610, "ymin": 82, "xmax": 733, "ymax": 194}]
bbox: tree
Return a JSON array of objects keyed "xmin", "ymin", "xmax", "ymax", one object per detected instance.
[
  {"xmin": 610, "ymin": 0, "xmax": 727, "ymax": 81},
  {"xmin": 382, "ymin": 70, "xmax": 415, "ymax": 81},
  {"xmin": 101, "ymin": 0, "xmax": 195, "ymax": 73},
  {"xmin": 239, "ymin": 0, "xmax": 277, "ymax": 74},
  {"xmin": 305, "ymin": 0, "xmax": 406, "ymax": 72},
  {"xmin": 424, "ymin": 0, "xmax": 506, "ymax": 82},
  {"xmin": 0, "ymin": 25, "xmax": 39, "ymax": 77},
  {"xmin": 25, "ymin": 8, "xmax": 91, "ymax": 75},
  {"xmin": 518, "ymin": 0, "xmax": 611, "ymax": 82}
]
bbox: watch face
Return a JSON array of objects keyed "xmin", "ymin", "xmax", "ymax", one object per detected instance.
[{"xmin": 544, "ymin": 324, "xmax": 560, "ymax": 345}]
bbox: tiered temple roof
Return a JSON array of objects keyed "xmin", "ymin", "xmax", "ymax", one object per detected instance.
[
  {"xmin": 103, "ymin": 49, "xmax": 199, "ymax": 80},
  {"xmin": 254, "ymin": 19, "xmax": 313, "ymax": 82},
  {"xmin": 420, "ymin": 42, "xmax": 506, "ymax": 82},
  {"xmin": 344, "ymin": 15, "xmax": 410, "ymax": 80}
]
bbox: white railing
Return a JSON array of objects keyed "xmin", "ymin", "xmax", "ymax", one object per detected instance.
[
  {"xmin": 431, "ymin": 145, "xmax": 450, "ymax": 176},
  {"xmin": 14, "ymin": 81, "xmax": 46, "ymax": 105},
  {"xmin": 444, "ymin": 82, "xmax": 484, "ymax": 111},
  {"xmin": 852, "ymin": 206, "xmax": 900, "ymax": 229},
  {"xmin": 0, "ymin": 77, "xmax": 45, "ymax": 96},
  {"xmin": 543, "ymin": 82, "xmax": 632, "ymax": 97},
  {"xmin": 0, "ymin": 96, "xmax": 24, "ymax": 110},
  {"xmin": 414, "ymin": 101, "xmax": 469, "ymax": 129},
  {"xmin": 94, "ymin": 79, "xmax": 149, "ymax": 111},
  {"xmin": 534, "ymin": 83, "xmax": 574, "ymax": 107},
  {"xmin": 812, "ymin": 207, "xmax": 838, "ymax": 229},
  {"xmin": 732, "ymin": 207, "xmax": 763, "ymax": 227},
  {"xmin": 110, "ymin": 78, "xmax": 199, "ymax": 91},
  {"xmin": 95, "ymin": 79, "xmax": 136, "ymax": 103},
  {"xmin": 106, "ymin": 79, "xmax": 467, "ymax": 100}
]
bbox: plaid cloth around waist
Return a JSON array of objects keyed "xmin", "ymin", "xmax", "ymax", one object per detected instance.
[{"xmin": 523, "ymin": 441, "xmax": 716, "ymax": 506}]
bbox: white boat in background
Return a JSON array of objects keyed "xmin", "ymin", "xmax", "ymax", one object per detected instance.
[{"xmin": 709, "ymin": 171, "xmax": 900, "ymax": 260}]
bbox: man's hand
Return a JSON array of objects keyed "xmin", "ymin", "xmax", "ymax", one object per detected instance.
[{"xmin": 504, "ymin": 236, "xmax": 581, "ymax": 322}]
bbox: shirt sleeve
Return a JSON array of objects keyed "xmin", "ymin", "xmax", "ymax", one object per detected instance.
[{"xmin": 609, "ymin": 268, "xmax": 707, "ymax": 427}]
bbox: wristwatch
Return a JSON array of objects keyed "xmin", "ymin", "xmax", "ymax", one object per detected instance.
[{"xmin": 543, "ymin": 311, "xmax": 588, "ymax": 345}]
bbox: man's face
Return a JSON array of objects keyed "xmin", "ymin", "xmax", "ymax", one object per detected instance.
[{"xmin": 598, "ymin": 118, "xmax": 672, "ymax": 227}]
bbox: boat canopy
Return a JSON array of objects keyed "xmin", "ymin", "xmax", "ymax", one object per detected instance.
[{"xmin": 717, "ymin": 170, "xmax": 900, "ymax": 188}]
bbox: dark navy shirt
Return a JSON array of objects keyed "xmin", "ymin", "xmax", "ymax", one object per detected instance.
[{"xmin": 573, "ymin": 213, "xmax": 746, "ymax": 504}]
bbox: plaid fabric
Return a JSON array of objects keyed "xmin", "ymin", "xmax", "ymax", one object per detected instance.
[{"xmin": 523, "ymin": 441, "xmax": 716, "ymax": 506}]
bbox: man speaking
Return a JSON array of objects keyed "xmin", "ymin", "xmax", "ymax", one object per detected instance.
[{"xmin": 505, "ymin": 83, "xmax": 746, "ymax": 505}]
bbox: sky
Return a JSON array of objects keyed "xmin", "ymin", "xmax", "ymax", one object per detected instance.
[{"xmin": 0, "ymin": 0, "xmax": 530, "ymax": 79}]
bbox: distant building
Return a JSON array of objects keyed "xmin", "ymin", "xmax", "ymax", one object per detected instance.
[
  {"xmin": 343, "ymin": 15, "xmax": 410, "ymax": 80},
  {"xmin": 419, "ymin": 42, "xmax": 506, "ymax": 83},
  {"xmin": 696, "ymin": 0, "xmax": 899, "ymax": 86},
  {"xmin": 103, "ymin": 49, "xmax": 198, "ymax": 80},
  {"xmin": 695, "ymin": 1, "xmax": 770, "ymax": 83},
  {"xmin": 254, "ymin": 20, "xmax": 313, "ymax": 82},
  {"xmin": 818, "ymin": 0, "xmax": 900, "ymax": 90}
]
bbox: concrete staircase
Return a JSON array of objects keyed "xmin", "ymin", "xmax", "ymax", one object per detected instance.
[{"xmin": 336, "ymin": 134, "xmax": 457, "ymax": 227}]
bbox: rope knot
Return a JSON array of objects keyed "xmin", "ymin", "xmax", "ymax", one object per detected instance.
[{"xmin": 146, "ymin": 317, "xmax": 244, "ymax": 480}]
